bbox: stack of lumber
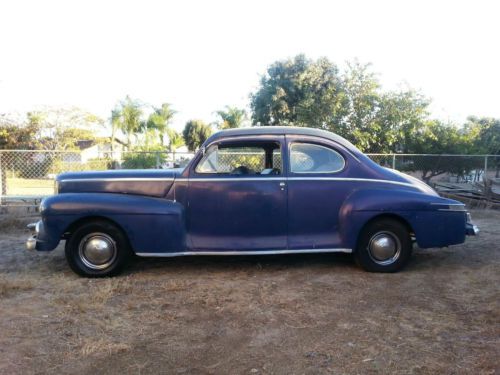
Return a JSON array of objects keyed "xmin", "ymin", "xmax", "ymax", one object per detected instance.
[{"xmin": 434, "ymin": 179, "xmax": 500, "ymax": 209}]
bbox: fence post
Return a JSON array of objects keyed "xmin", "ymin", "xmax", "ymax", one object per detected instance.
[
  {"xmin": 155, "ymin": 152, "xmax": 160, "ymax": 169},
  {"xmin": 484, "ymin": 155, "xmax": 488, "ymax": 180},
  {"xmin": 392, "ymin": 154, "xmax": 396, "ymax": 170},
  {"xmin": 0, "ymin": 152, "xmax": 6, "ymax": 206}
]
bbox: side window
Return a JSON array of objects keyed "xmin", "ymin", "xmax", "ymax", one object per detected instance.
[
  {"xmin": 196, "ymin": 142, "xmax": 282, "ymax": 175},
  {"xmin": 290, "ymin": 143, "xmax": 345, "ymax": 173}
]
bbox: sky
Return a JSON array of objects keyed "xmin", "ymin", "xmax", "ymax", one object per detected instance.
[{"xmin": 0, "ymin": 0, "xmax": 499, "ymax": 132}]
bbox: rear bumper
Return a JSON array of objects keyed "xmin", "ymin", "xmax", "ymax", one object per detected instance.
[
  {"xmin": 465, "ymin": 212, "xmax": 479, "ymax": 236},
  {"xmin": 466, "ymin": 223, "xmax": 479, "ymax": 236}
]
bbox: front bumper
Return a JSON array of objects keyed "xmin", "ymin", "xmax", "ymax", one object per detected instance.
[{"xmin": 26, "ymin": 221, "xmax": 42, "ymax": 251}]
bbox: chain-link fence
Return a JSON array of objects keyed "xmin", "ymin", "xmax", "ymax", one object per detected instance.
[{"xmin": 0, "ymin": 150, "xmax": 499, "ymax": 204}]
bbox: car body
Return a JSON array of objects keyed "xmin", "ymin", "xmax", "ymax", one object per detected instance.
[{"xmin": 26, "ymin": 126, "xmax": 478, "ymax": 276}]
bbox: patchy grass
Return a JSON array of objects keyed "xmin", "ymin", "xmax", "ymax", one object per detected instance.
[
  {"xmin": 6, "ymin": 177, "xmax": 54, "ymax": 196},
  {"xmin": 0, "ymin": 209, "xmax": 499, "ymax": 374}
]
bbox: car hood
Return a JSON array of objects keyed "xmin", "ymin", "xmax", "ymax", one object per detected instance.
[{"xmin": 56, "ymin": 169, "xmax": 184, "ymax": 197}]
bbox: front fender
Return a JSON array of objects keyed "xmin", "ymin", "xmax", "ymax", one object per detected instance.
[
  {"xmin": 339, "ymin": 188, "xmax": 467, "ymax": 249},
  {"xmin": 38, "ymin": 193, "xmax": 186, "ymax": 253}
]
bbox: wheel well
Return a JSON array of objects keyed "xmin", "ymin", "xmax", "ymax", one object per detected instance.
[
  {"xmin": 362, "ymin": 214, "xmax": 415, "ymax": 237},
  {"xmin": 63, "ymin": 216, "xmax": 126, "ymax": 239}
]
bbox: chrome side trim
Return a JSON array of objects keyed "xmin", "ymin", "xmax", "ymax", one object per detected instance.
[
  {"xmin": 59, "ymin": 177, "xmax": 175, "ymax": 182},
  {"xmin": 286, "ymin": 177, "xmax": 415, "ymax": 187},
  {"xmin": 179, "ymin": 177, "xmax": 284, "ymax": 182},
  {"xmin": 431, "ymin": 202, "xmax": 465, "ymax": 206},
  {"xmin": 176, "ymin": 177, "xmax": 415, "ymax": 188},
  {"xmin": 135, "ymin": 248, "xmax": 352, "ymax": 257}
]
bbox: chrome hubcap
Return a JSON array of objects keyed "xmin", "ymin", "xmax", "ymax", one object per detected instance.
[
  {"xmin": 368, "ymin": 231, "xmax": 401, "ymax": 265},
  {"xmin": 78, "ymin": 233, "xmax": 117, "ymax": 270}
]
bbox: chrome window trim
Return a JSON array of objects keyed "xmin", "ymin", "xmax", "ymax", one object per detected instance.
[
  {"xmin": 289, "ymin": 142, "xmax": 346, "ymax": 174},
  {"xmin": 136, "ymin": 248, "xmax": 352, "ymax": 257},
  {"xmin": 193, "ymin": 136, "xmax": 285, "ymax": 176}
]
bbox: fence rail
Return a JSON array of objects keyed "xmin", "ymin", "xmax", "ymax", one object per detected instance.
[{"xmin": 0, "ymin": 150, "xmax": 499, "ymax": 204}]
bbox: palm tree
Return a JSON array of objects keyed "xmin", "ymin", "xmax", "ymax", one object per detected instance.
[
  {"xmin": 166, "ymin": 129, "xmax": 184, "ymax": 152},
  {"xmin": 119, "ymin": 96, "xmax": 143, "ymax": 150},
  {"xmin": 110, "ymin": 108, "xmax": 121, "ymax": 152},
  {"xmin": 216, "ymin": 106, "xmax": 246, "ymax": 129},
  {"xmin": 146, "ymin": 103, "xmax": 176, "ymax": 146}
]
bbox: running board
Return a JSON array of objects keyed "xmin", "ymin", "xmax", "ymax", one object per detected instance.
[{"xmin": 135, "ymin": 248, "xmax": 352, "ymax": 257}]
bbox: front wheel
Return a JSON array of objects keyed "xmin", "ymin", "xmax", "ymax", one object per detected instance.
[
  {"xmin": 65, "ymin": 220, "xmax": 131, "ymax": 277},
  {"xmin": 354, "ymin": 218, "xmax": 412, "ymax": 273}
]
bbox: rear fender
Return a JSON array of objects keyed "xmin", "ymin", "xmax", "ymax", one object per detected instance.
[{"xmin": 339, "ymin": 188, "xmax": 466, "ymax": 249}]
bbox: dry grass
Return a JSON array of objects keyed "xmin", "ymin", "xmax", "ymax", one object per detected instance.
[
  {"xmin": 79, "ymin": 338, "xmax": 131, "ymax": 357},
  {"xmin": 6, "ymin": 177, "xmax": 54, "ymax": 196},
  {"xmin": 0, "ymin": 276, "xmax": 34, "ymax": 297},
  {"xmin": 0, "ymin": 209, "xmax": 499, "ymax": 374}
]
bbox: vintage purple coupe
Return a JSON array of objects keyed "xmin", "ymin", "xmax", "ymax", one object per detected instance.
[{"xmin": 26, "ymin": 127, "xmax": 478, "ymax": 276}]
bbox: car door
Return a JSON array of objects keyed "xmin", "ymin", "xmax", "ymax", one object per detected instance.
[
  {"xmin": 187, "ymin": 136, "xmax": 287, "ymax": 251},
  {"xmin": 286, "ymin": 135, "xmax": 352, "ymax": 250}
]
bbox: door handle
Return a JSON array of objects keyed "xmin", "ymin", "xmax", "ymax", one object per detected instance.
[{"xmin": 279, "ymin": 182, "xmax": 286, "ymax": 191}]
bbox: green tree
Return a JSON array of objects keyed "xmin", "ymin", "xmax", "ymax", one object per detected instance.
[
  {"xmin": 110, "ymin": 108, "xmax": 121, "ymax": 152},
  {"xmin": 1, "ymin": 108, "xmax": 101, "ymax": 150},
  {"xmin": 465, "ymin": 117, "xmax": 500, "ymax": 176},
  {"xmin": 216, "ymin": 106, "xmax": 246, "ymax": 129},
  {"xmin": 113, "ymin": 96, "xmax": 144, "ymax": 150},
  {"xmin": 250, "ymin": 55, "xmax": 434, "ymax": 154},
  {"xmin": 166, "ymin": 129, "xmax": 184, "ymax": 152},
  {"xmin": 182, "ymin": 120, "xmax": 212, "ymax": 151},
  {"xmin": 250, "ymin": 54, "xmax": 348, "ymax": 128},
  {"xmin": 146, "ymin": 103, "xmax": 176, "ymax": 145},
  {"xmin": 398, "ymin": 120, "xmax": 481, "ymax": 182}
]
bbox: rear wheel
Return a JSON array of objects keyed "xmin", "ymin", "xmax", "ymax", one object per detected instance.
[
  {"xmin": 65, "ymin": 220, "xmax": 131, "ymax": 277},
  {"xmin": 354, "ymin": 218, "xmax": 412, "ymax": 272}
]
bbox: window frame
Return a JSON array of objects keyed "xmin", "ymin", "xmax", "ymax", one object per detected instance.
[
  {"xmin": 288, "ymin": 141, "xmax": 346, "ymax": 174},
  {"xmin": 192, "ymin": 138, "xmax": 284, "ymax": 177}
]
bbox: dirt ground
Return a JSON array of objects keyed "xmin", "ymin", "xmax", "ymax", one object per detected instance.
[{"xmin": 0, "ymin": 210, "xmax": 498, "ymax": 375}]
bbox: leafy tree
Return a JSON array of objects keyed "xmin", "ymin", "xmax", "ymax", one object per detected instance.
[
  {"xmin": 375, "ymin": 89, "xmax": 430, "ymax": 153},
  {"xmin": 183, "ymin": 120, "xmax": 212, "ymax": 151},
  {"xmin": 0, "ymin": 108, "xmax": 101, "ymax": 150},
  {"xmin": 250, "ymin": 55, "xmax": 433, "ymax": 154},
  {"xmin": 398, "ymin": 120, "xmax": 481, "ymax": 182},
  {"xmin": 465, "ymin": 117, "xmax": 500, "ymax": 177},
  {"xmin": 251, "ymin": 54, "xmax": 348, "ymax": 128},
  {"xmin": 216, "ymin": 106, "xmax": 246, "ymax": 129},
  {"xmin": 0, "ymin": 123, "xmax": 42, "ymax": 150}
]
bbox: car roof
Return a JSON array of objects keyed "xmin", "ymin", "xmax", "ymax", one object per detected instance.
[{"xmin": 205, "ymin": 126, "xmax": 361, "ymax": 155}]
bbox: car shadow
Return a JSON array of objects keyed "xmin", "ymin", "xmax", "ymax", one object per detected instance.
[{"xmin": 126, "ymin": 252, "xmax": 358, "ymax": 275}]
